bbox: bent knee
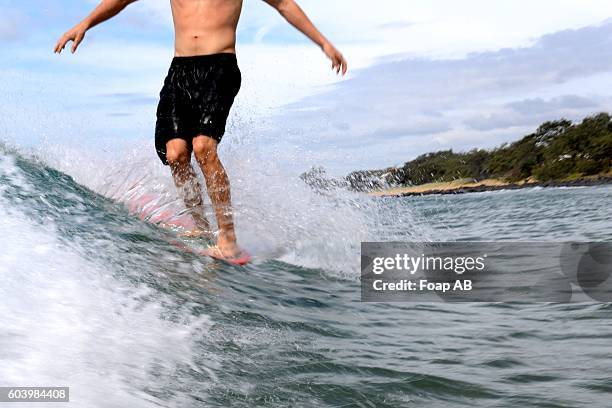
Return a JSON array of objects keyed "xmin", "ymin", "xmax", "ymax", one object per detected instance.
[
  {"xmin": 166, "ymin": 144, "xmax": 191, "ymax": 166},
  {"xmin": 192, "ymin": 136, "xmax": 218, "ymax": 163}
]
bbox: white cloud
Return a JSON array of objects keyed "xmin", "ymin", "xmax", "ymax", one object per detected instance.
[
  {"xmin": 271, "ymin": 21, "xmax": 612, "ymax": 173},
  {"xmin": 243, "ymin": 0, "xmax": 612, "ymax": 58}
]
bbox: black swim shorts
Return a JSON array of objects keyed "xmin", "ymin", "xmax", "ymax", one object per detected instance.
[{"xmin": 154, "ymin": 53, "xmax": 241, "ymax": 165}]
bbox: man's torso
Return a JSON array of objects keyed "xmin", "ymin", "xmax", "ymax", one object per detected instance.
[{"xmin": 170, "ymin": 0, "xmax": 244, "ymax": 57}]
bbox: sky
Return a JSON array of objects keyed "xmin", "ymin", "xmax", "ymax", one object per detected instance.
[{"xmin": 1, "ymin": 0, "xmax": 612, "ymax": 175}]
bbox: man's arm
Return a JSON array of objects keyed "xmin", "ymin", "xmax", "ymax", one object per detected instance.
[
  {"xmin": 54, "ymin": 0, "xmax": 138, "ymax": 54},
  {"xmin": 263, "ymin": 0, "xmax": 348, "ymax": 75}
]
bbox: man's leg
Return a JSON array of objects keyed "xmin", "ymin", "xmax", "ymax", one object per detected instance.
[
  {"xmin": 192, "ymin": 135, "xmax": 238, "ymax": 255},
  {"xmin": 165, "ymin": 138, "xmax": 212, "ymax": 235}
]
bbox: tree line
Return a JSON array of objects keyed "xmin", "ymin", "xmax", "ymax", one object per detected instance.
[{"xmin": 346, "ymin": 113, "xmax": 612, "ymax": 191}]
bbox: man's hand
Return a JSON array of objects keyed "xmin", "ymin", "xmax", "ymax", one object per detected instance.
[
  {"xmin": 53, "ymin": 0, "xmax": 137, "ymax": 55},
  {"xmin": 54, "ymin": 23, "xmax": 88, "ymax": 54},
  {"xmin": 323, "ymin": 42, "xmax": 348, "ymax": 76},
  {"xmin": 264, "ymin": 0, "xmax": 348, "ymax": 76}
]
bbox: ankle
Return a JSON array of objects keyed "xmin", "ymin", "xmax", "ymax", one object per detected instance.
[{"xmin": 218, "ymin": 228, "xmax": 236, "ymax": 240}]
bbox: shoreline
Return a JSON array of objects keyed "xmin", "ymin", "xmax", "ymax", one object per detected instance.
[{"xmin": 369, "ymin": 175, "xmax": 612, "ymax": 198}]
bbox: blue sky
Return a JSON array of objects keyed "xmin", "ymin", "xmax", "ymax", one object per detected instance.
[{"xmin": 2, "ymin": 0, "xmax": 612, "ymax": 175}]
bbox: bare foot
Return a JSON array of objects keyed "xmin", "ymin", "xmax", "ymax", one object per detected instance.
[
  {"xmin": 215, "ymin": 229, "xmax": 239, "ymax": 257},
  {"xmin": 203, "ymin": 243, "xmax": 251, "ymax": 265},
  {"xmin": 182, "ymin": 210, "xmax": 214, "ymax": 240}
]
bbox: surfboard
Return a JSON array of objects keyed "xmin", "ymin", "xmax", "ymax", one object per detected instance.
[{"xmin": 126, "ymin": 192, "xmax": 252, "ymax": 265}]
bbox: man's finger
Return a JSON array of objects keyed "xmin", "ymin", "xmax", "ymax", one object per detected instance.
[
  {"xmin": 57, "ymin": 35, "xmax": 71, "ymax": 54},
  {"xmin": 55, "ymin": 39, "xmax": 65, "ymax": 54},
  {"xmin": 72, "ymin": 35, "xmax": 82, "ymax": 53}
]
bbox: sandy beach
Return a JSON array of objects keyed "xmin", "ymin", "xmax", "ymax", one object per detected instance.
[{"xmin": 369, "ymin": 174, "xmax": 612, "ymax": 197}]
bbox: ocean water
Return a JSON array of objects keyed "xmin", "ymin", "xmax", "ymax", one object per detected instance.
[{"xmin": 1, "ymin": 144, "xmax": 611, "ymax": 407}]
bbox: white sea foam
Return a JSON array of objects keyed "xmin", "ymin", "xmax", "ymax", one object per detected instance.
[
  {"xmin": 27, "ymin": 137, "xmax": 426, "ymax": 278},
  {"xmin": 0, "ymin": 155, "xmax": 215, "ymax": 407}
]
